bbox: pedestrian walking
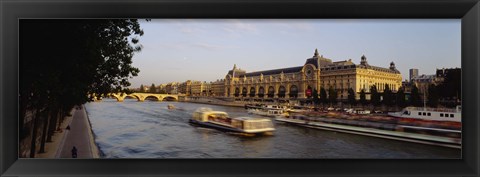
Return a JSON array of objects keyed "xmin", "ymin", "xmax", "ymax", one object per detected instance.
[{"xmin": 71, "ymin": 146, "xmax": 78, "ymax": 158}]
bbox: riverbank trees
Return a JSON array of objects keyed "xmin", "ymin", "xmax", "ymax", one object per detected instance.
[{"xmin": 20, "ymin": 19, "xmax": 143, "ymax": 157}]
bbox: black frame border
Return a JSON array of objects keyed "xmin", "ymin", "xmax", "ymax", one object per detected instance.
[{"xmin": 1, "ymin": 0, "xmax": 479, "ymax": 176}]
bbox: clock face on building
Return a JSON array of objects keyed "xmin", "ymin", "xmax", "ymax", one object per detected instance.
[{"xmin": 305, "ymin": 65, "xmax": 314, "ymax": 78}]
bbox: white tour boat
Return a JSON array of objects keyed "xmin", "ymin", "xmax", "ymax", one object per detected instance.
[
  {"xmin": 190, "ymin": 107, "xmax": 275, "ymax": 135},
  {"xmin": 388, "ymin": 105, "xmax": 461, "ymax": 122},
  {"xmin": 247, "ymin": 108, "xmax": 286, "ymax": 117}
]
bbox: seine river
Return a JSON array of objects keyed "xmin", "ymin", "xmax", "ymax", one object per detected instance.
[{"xmin": 85, "ymin": 99, "xmax": 460, "ymax": 158}]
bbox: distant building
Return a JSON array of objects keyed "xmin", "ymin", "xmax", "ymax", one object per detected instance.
[
  {"xmin": 178, "ymin": 80, "xmax": 192, "ymax": 95},
  {"xmin": 211, "ymin": 79, "xmax": 226, "ymax": 97},
  {"xmin": 165, "ymin": 82, "xmax": 178, "ymax": 94},
  {"xmin": 158, "ymin": 84, "xmax": 167, "ymax": 93},
  {"xmin": 409, "ymin": 68, "xmax": 419, "ymax": 81},
  {"xmin": 411, "ymin": 74, "xmax": 439, "ymax": 95},
  {"xmin": 223, "ymin": 49, "xmax": 402, "ymax": 101},
  {"xmin": 401, "ymin": 80, "xmax": 413, "ymax": 93},
  {"xmin": 203, "ymin": 81, "xmax": 211, "ymax": 96},
  {"xmin": 436, "ymin": 67, "xmax": 461, "ymax": 83},
  {"xmin": 190, "ymin": 81, "xmax": 207, "ymax": 96},
  {"xmin": 435, "ymin": 67, "xmax": 461, "ymax": 102},
  {"xmin": 142, "ymin": 86, "xmax": 149, "ymax": 92}
]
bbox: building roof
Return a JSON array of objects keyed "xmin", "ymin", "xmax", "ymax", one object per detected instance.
[
  {"xmin": 238, "ymin": 66, "xmax": 304, "ymax": 77},
  {"xmin": 412, "ymin": 74, "xmax": 436, "ymax": 80},
  {"xmin": 356, "ymin": 64, "xmax": 401, "ymax": 74},
  {"xmin": 227, "ymin": 50, "xmax": 401, "ymax": 77}
]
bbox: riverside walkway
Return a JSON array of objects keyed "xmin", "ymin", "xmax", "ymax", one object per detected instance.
[{"xmin": 59, "ymin": 105, "xmax": 99, "ymax": 158}]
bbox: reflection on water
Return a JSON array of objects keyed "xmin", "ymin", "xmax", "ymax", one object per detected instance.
[{"xmin": 85, "ymin": 98, "xmax": 460, "ymax": 158}]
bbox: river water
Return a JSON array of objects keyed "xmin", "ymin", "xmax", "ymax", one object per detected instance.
[{"xmin": 85, "ymin": 98, "xmax": 460, "ymax": 158}]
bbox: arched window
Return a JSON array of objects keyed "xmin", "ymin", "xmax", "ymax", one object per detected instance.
[
  {"xmin": 249, "ymin": 87, "xmax": 256, "ymax": 97},
  {"xmin": 268, "ymin": 86, "xmax": 275, "ymax": 98},
  {"xmin": 278, "ymin": 86, "xmax": 286, "ymax": 98},
  {"xmin": 258, "ymin": 87, "xmax": 265, "ymax": 98},
  {"xmin": 242, "ymin": 87, "xmax": 247, "ymax": 97},
  {"xmin": 234, "ymin": 87, "xmax": 240, "ymax": 97},
  {"xmin": 289, "ymin": 85, "xmax": 298, "ymax": 98}
]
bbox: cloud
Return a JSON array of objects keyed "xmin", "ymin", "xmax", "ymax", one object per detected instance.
[
  {"xmin": 222, "ymin": 20, "xmax": 259, "ymax": 36},
  {"xmin": 180, "ymin": 27, "xmax": 203, "ymax": 34},
  {"xmin": 191, "ymin": 43, "xmax": 237, "ymax": 50},
  {"xmin": 277, "ymin": 22, "xmax": 314, "ymax": 31}
]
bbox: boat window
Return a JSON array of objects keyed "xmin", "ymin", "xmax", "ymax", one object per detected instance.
[
  {"xmin": 450, "ymin": 114, "xmax": 454, "ymax": 118},
  {"xmin": 418, "ymin": 112, "xmax": 421, "ymax": 116},
  {"xmin": 427, "ymin": 113, "xmax": 431, "ymax": 116},
  {"xmin": 440, "ymin": 113, "xmax": 443, "ymax": 117},
  {"xmin": 445, "ymin": 114, "xmax": 449, "ymax": 117},
  {"xmin": 422, "ymin": 112, "xmax": 426, "ymax": 116}
]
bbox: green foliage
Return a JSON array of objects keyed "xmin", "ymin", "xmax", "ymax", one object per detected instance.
[
  {"xmin": 360, "ymin": 89, "xmax": 367, "ymax": 106},
  {"xmin": 410, "ymin": 85, "xmax": 422, "ymax": 107},
  {"xmin": 20, "ymin": 19, "xmax": 144, "ymax": 157},
  {"xmin": 427, "ymin": 84, "xmax": 439, "ymax": 107},
  {"xmin": 312, "ymin": 89, "xmax": 320, "ymax": 105},
  {"xmin": 320, "ymin": 87, "xmax": 327, "ymax": 105},
  {"xmin": 370, "ymin": 85, "xmax": 380, "ymax": 107},
  {"xmin": 347, "ymin": 88, "xmax": 356, "ymax": 106},
  {"xmin": 328, "ymin": 87, "xmax": 337, "ymax": 105},
  {"xmin": 140, "ymin": 84, "xmax": 145, "ymax": 93},
  {"xmin": 150, "ymin": 83, "xmax": 156, "ymax": 93},
  {"xmin": 382, "ymin": 84, "xmax": 393, "ymax": 106},
  {"xmin": 396, "ymin": 87, "xmax": 406, "ymax": 108}
]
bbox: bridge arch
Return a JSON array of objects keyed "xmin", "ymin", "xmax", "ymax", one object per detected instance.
[
  {"xmin": 144, "ymin": 95, "xmax": 161, "ymax": 101},
  {"xmin": 162, "ymin": 96, "xmax": 177, "ymax": 101},
  {"xmin": 125, "ymin": 95, "xmax": 141, "ymax": 101}
]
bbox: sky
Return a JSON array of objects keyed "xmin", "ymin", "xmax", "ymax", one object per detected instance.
[{"xmin": 129, "ymin": 19, "xmax": 460, "ymax": 88}]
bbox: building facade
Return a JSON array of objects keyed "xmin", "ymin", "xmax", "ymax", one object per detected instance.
[
  {"xmin": 190, "ymin": 81, "xmax": 208, "ymax": 96},
  {"xmin": 178, "ymin": 80, "xmax": 192, "ymax": 95},
  {"xmin": 224, "ymin": 49, "xmax": 402, "ymax": 101},
  {"xmin": 411, "ymin": 74, "xmax": 439, "ymax": 95},
  {"xmin": 409, "ymin": 68, "xmax": 419, "ymax": 81},
  {"xmin": 165, "ymin": 82, "xmax": 179, "ymax": 94},
  {"xmin": 211, "ymin": 79, "xmax": 226, "ymax": 97}
]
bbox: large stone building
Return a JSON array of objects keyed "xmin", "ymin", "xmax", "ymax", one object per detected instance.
[
  {"xmin": 165, "ymin": 82, "xmax": 179, "ymax": 94},
  {"xmin": 178, "ymin": 80, "xmax": 192, "ymax": 95},
  {"xmin": 190, "ymin": 81, "xmax": 210, "ymax": 96},
  {"xmin": 223, "ymin": 49, "xmax": 402, "ymax": 101},
  {"xmin": 211, "ymin": 79, "xmax": 226, "ymax": 97}
]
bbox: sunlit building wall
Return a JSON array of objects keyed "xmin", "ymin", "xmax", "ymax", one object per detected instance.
[{"xmin": 223, "ymin": 49, "xmax": 402, "ymax": 101}]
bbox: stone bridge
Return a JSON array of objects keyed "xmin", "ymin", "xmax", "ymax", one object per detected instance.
[{"xmin": 101, "ymin": 93, "xmax": 179, "ymax": 102}]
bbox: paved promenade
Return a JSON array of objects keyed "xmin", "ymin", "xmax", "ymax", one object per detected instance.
[{"xmin": 59, "ymin": 106, "xmax": 99, "ymax": 158}]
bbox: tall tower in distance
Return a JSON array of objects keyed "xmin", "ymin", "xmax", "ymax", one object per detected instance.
[{"xmin": 409, "ymin": 68, "xmax": 419, "ymax": 81}]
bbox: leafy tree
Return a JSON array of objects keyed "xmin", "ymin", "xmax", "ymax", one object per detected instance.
[
  {"xmin": 347, "ymin": 88, "xmax": 356, "ymax": 107},
  {"xmin": 150, "ymin": 83, "xmax": 156, "ymax": 93},
  {"xmin": 383, "ymin": 84, "xmax": 393, "ymax": 110},
  {"xmin": 20, "ymin": 19, "xmax": 143, "ymax": 157},
  {"xmin": 370, "ymin": 85, "xmax": 380, "ymax": 109},
  {"xmin": 396, "ymin": 87, "xmax": 406, "ymax": 108},
  {"xmin": 312, "ymin": 89, "xmax": 320, "ymax": 106},
  {"xmin": 140, "ymin": 84, "xmax": 145, "ymax": 93},
  {"xmin": 360, "ymin": 89, "xmax": 367, "ymax": 107},
  {"xmin": 410, "ymin": 85, "xmax": 422, "ymax": 107},
  {"xmin": 319, "ymin": 87, "xmax": 327, "ymax": 107},
  {"xmin": 437, "ymin": 68, "xmax": 461, "ymax": 102},
  {"xmin": 328, "ymin": 87, "xmax": 337, "ymax": 106},
  {"xmin": 427, "ymin": 84, "xmax": 439, "ymax": 107}
]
